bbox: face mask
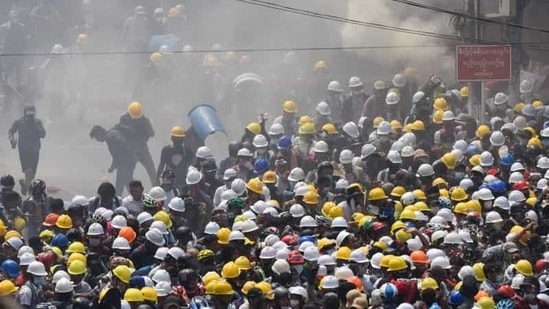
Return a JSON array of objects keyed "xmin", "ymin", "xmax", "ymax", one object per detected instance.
[
  {"xmin": 290, "ymin": 300, "xmax": 300, "ymax": 307},
  {"xmin": 379, "ymin": 135, "xmax": 389, "ymax": 142},
  {"xmin": 483, "ymin": 201, "xmax": 493, "ymax": 210},
  {"xmin": 257, "ymin": 148, "xmax": 266, "ymax": 155},
  {"xmin": 89, "ymin": 238, "xmax": 102, "ymax": 246},
  {"xmin": 33, "ymin": 277, "xmax": 45, "ymax": 286}
]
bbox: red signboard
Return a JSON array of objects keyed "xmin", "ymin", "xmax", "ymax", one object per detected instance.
[{"xmin": 456, "ymin": 45, "xmax": 512, "ymax": 81}]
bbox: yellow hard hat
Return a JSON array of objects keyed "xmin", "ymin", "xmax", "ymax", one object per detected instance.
[
  {"xmin": 299, "ymin": 115, "xmax": 313, "ymax": 126},
  {"xmin": 113, "ymin": 265, "xmax": 131, "ymax": 284},
  {"xmin": 262, "ymin": 171, "xmax": 277, "ymax": 184},
  {"xmin": 391, "ymin": 186, "xmax": 406, "ymax": 198},
  {"xmin": 246, "ymin": 178, "xmax": 264, "ymax": 195},
  {"xmin": 56, "ymin": 215, "xmax": 73, "ymax": 229},
  {"xmin": 322, "ymin": 123, "xmax": 338, "ymax": 135},
  {"xmin": 4, "ymin": 230, "xmax": 21, "ymax": 241},
  {"xmin": 124, "ymin": 288, "xmax": 145, "ymax": 302},
  {"xmin": 453, "ymin": 202, "xmax": 469, "ymax": 215},
  {"xmin": 433, "ymin": 110, "xmax": 444, "ymax": 124},
  {"xmin": 477, "ymin": 297, "xmax": 495, "ymax": 309},
  {"xmin": 390, "ymin": 120, "xmax": 403, "ymax": 131},
  {"xmin": 421, "ymin": 277, "xmax": 439, "ymax": 291},
  {"xmin": 66, "ymin": 241, "xmax": 86, "ymax": 254},
  {"xmin": 432, "ymin": 177, "xmax": 448, "ymax": 188},
  {"xmin": 373, "ymin": 241, "xmax": 388, "ymax": 252},
  {"xmin": 451, "ymin": 187, "xmax": 468, "ymax": 202},
  {"xmin": 68, "ymin": 260, "xmax": 87, "ymax": 275},
  {"xmin": 241, "ymin": 281, "xmax": 256, "ymax": 295},
  {"xmin": 205, "ymin": 280, "xmax": 219, "ymax": 295},
  {"xmin": 528, "ymin": 137, "xmax": 541, "ymax": 148},
  {"xmin": 469, "ymin": 154, "xmax": 481, "ymax": 166},
  {"xmin": 203, "ymin": 271, "xmax": 221, "ymax": 286},
  {"xmin": 221, "ymin": 262, "xmax": 241, "ymax": 279},
  {"xmin": 476, "ymin": 125, "xmax": 491, "ymax": 139},
  {"xmin": 141, "ymin": 286, "xmax": 158, "ymax": 302},
  {"xmin": 0, "ymin": 279, "xmax": 18, "ymax": 297},
  {"xmin": 198, "ymin": 249, "xmax": 215, "ymax": 261},
  {"xmin": 224, "ymin": 51, "xmax": 237, "ymax": 61},
  {"xmin": 150, "ymin": 52, "xmax": 162, "ymax": 63},
  {"xmin": 411, "ymin": 120, "xmax": 425, "ymax": 131},
  {"xmin": 373, "ymin": 117, "xmax": 385, "ymax": 128},
  {"xmin": 77, "ymin": 33, "xmax": 88, "ymax": 44},
  {"xmin": 387, "ymin": 257, "xmax": 407, "ymax": 272},
  {"xmin": 68, "ymin": 252, "xmax": 87, "ymax": 266},
  {"xmin": 153, "ymin": 210, "xmax": 173, "ymax": 228},
  {"xmin": 404, "ymin": 123, "xmax": 413, "ymax": 133},
  {"xmin": 460, "ymin": 86, "xmax": 470, "ymax": 97},
  {"xmin": 441, "ymin": 153, "xmax": 457, "ymax": 169},
  {"xmin": 395, "ymin": 230, "xmax": 412, "ymax": 242},
  {"xmin": 283, "ymin": 100, "xmax": 297, "ymax": 113},
  {"xmin": 533, "ymin": 100, "xmax": 544, "ymax": 108},
  {"xmin": 298, "ymin": 122, "xmax": 316, "ymax": 135},
  {"xmin": 473, "ymin": 262, "xmax": 485, "ymax": 281},
  {"xmin": 321, "ymin": 202, "xmax": 336, "ymax": 217},
  {"xmin": 212, "ymin": 281, "xmax": 234, "ymax": 296},
  {"xmin": 514, "ymin": 102, "xmax": 525, "ymax": 113},
  {"xmin": 336, "ymin": 246, "xmax": 351, "ymax": 261},
  {"xmin": 351, "ymin": 212, "xmax": 365, "ymax": 224},
  {"xmin": 39, "ymin": 229, "xmax": 54, "ymax": 240},
  {"xmin": 468, "ymin": 200, "xmax": 481, "ymax": 212},
  {"xmin": 256, "ymin": 281, "xmax": 274, "ymax": 299},
  {"xmin": 170, "ymin": 126, "xmax": 185, "ymax": 137},
  {"xmin": 14, "ymin": 217, "xmax": 26, "ymax": 231},
  {"xmin": 303, "ymin": 190, "xmax": 319, "ymax": 205},
  {"xmin": 205, "ymin": 55, "xmax": 220, "ymax": 67},
  {"xmin": 128, "ymin": 101, "xmax": 143, "ymax": 118},
  {"xmin": 414, "ymin": 201, "xmax": 429, "ymax": 212},
  {"xmin": 217, "ymin": 228, "xmax": 231, "ymax": 245},
  {"xmin": 526, "ymin": 197, "xmax": 537, "ymax": 208},
  {"xmin": 391, "ymin": 221, "xmax": 406, "ymax": 235},
  {"xmin": 314, "ymin": 60, "xmax": 328, "ymax": 72},
  {"xmin": 439, "ymin": 188, "xmax": 449, "ymax": 198},
  {"xmin": 246, "ymin": 122, "xmax": 261, "ymax": 135},
  {"xmin": 328, "ymin": 206, "xmax": 344, "ymax": 219},
  {"xmin": 515, "ymin": 259, "xmax": 534, "ymax": 276},
  {"xmin": 235, "ymin": 256, "xmax": 252, "ymax": 271},
  {"xmin": 317, "ymin": 237, "xmax": 336, "ymax": 250},
  {"xmin": 369, "ymin": 187, "xmax": 387, "ymax": 201},
  {"xmin": 399, "ymin": 209, "xmax": 417, "ymax": 221},
  {"xmin": 433, "ymin": 98, "xmax": 448, "ymax": 111},
  {"xmin": 413, "ymin": 189, "xmax": 427, "ymax": 201}
]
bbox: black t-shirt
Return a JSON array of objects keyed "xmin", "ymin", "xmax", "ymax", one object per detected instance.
[{"xmin": 160, "ymin": 144, "xmax": 191, "ymax": 186}]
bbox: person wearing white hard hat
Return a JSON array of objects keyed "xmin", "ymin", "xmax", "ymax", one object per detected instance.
[
  {"xmin": 433, "ymin": 111, "xmax": 457, "ymax": 153},
  {"xmin": 326, "ymin": 80, "xmax": 345, "ymax": 124},
  {"xmin": 343, "ymin": 76, "xmax": 367, "ymax": 124},
  {"xmin": 17, "ymin": 261, "xmax": 47, "ymax": 307}
]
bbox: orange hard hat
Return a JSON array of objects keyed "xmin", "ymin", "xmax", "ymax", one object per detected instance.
[
  {"xmin": 347, "ymin": 276, "xmax": 364, "ymax": 291},
  {"xmin": 410, "ymin": 250, "xmax": 429, "ymax": 264},
  {"xmin": 42, "ymin": 213, "xmax": 60, "ymax": 227},
  {"xmin": 119, "ymin": 226, "xmax": 137, "ymax": 243}
]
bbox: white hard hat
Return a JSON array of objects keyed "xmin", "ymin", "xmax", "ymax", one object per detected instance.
[
  {"xmin": 289, "ymin": 204, "xmax": 306, "ymax": 218},
  {"xmin": 494, "ymin": 92, "xmax": 509, "ymax": 105},
  {"xmin": 152, "ymin": 269, "xmax": 171, "ymax": 284},
  {"xmin": 522, "ymin": 104, "xmax": 536, "ymax": 117},
  {"xmin": 168, "ymin": 197, "xmax": 186, "ymax": 212},
  {"xmin": 299, "ymin": 215, "xmax": 318, "ymax": 228},
  {"xmin": 510, "ymin": 162, "xmax": 525, "ymax": 172},
  {"xmin": 52, "ymin": 270, "xmax": 70, "ymax": 284},
  {"xmin": 412, "ymin": 91, "xmax": 425, "ymax": 103},
  {"xmin": 391, "ymin": 141, "xmax": 404, "ymax": 152},
  {"xmin": 237, "ymin": 148, "xmax": 253, "ymax": 157},
  {"xmin": 400, "ymin": 132, "xmax": 417, "ymax": 147},
  {"xmin": 137, "ymin": 212, "xmax": 154, "ymax": 225},
  {"xmin": 537, "ymin": 157, "xmax": 549, "ymax": 170},
  {"xmin": 252, "ymin": 134, "xmax": 268, "ymax": 148},
  {"xmin": 431, "ymin": 230, "xmax": 448, "ymax": 243},
  {"xmin": 537, "ymin": 178, "xmax": 548, "ymax": 190},
  {"xmin": 167, "ymin": 247, "xmax": 185, "ymax": 260},
  {"xmin": 400, "ymin": 192, "xmax": 417, "ymax": 206},
  {"xmin": 316, "ymin": 101, "xmax": 331, "ymax": 116},
  {"xmin": 334, "ymin": 266, "xmax": 354, "ymax": 280},
  {"xmin": 320, "ymin": 275, "xmax": 339, "ymax": 289},
  {"xmin": 453, "ymin": 140, "xmax": 468, "ymax": 152},
  {"xmin": 17, "ymin": 245, "xmax": 34, "ymax": 258},
  {"xmin": 520, "ymin": 79, "xmax": 534, "ymax": 94},
  {"xmin": 222, "ymin": 168, "xmax": 237, "ymax": 181},
  {"xmin": 443, "ymin": 232, "xmax": 463, "ymax": 245},
  {"xmin": 204, "ymin": 221, "xmax": 220, "ymax": 235},
  {"xmin": 387, "ymin": 150, "xmax": 402, "ymax": 164},
  {"xmin": 55, "ymin": 278, "xmax": 74, "ymax": 293},
  {"xmin": 154, "ymin": 247, "xmax": 169, "ymax": 260},
  {"xmin": 314, "ymin": 141, "xmax": 329, "ymax": 153},
  {"xmin": 51, "ymin": 44, "xmax": 65, "ymax": 54},
  {"xmin": 342, "ymin": 122, "xmax": 359, "ymax": 139},
  {"xmin": 331, "ymin": 217, "xmax": 348, "ymax": 228},
  {"xmin": 241, "ymin": 220, "xmax": 259, "ymax": 233},
  {"xmin": 19, "ymin": 252, "xmax": 36, "ymax": 266},
  {"xmin": 392, "ymin": 73, "xmax": 406, "ymax": 87},
  {"xmin": 350, "ymin": 249, "xmax": 368, "ymax": 264},
  {"xmin": 149, "ymin": 187, "xmax": 167, "ymax": 202},
  {"xmin": 443, "ymin": 111, "xmax": 455, "ymax": 121},
  {"xmin": 370, "ymin": 252, "xmax": 384, "ymax": 269},
  {"xmin": 377, "ymin": 121, "xmax": 391, "ymax": 135},
  {"xmin": 459, "ymin": 178, "xmax": 474, "ymax": 190},
  {"xmin": 417, "ymin": 164, "xmax": 435, "ymax": 177},
  {"xmin": 289, "ymin": 286, "xmax": 308, "ymax": 301},
  {"xmin": 508, "ymin": 190, "xmax": 526, "ymax": 203},
  {"xmin": 477, "ymin": 188, "xmax": 495, "ymax": 201},
  {"xmin": 339, "ymin": 149, "xmax": 354, "ymax": 165},
  {"xmin": 268, "ymin": 123, "xmax": 284, "ymax": 136},
  {"xmin": 196, "ymin": 146, "xmax": 213, "ymax": 159},
  {"xmin": 490, "ymin": 132, "xmax": 504, "ymax": 148},
  {"xmin": 71, "ymin": 195, "xmax": 89, "ymax": 207},
  {"xmin": 112, "ymin": 237, "xmax": 131, "ymax": 250},
  {"xmin": 451, "ymin": 149, "xmax": 464, "ymax": 163},
  {"xmin": 303, "ymin": 246, "xmax": 320, "ymax": 261},
  {"xmin": 458, "ymin": 265, "xmax": 474, "ymax": 280},
  {"xmin": 430, "ymin": 256, "xmax": 451, "ymax": 270},
  {"xmin": 336, "ymin": 230, "xmax": 351, "ymax": 247},
  {"xmin": 271, "ymin": 259, "xmax": 290, "ymax": 275},
  {"xmin": 386, "ymin": 92, "xmax": 400, "ymax": 105},
  {"xmin": 494, "ymin": 196, "xmax": 510, "ymax": 211},
  {"xmin": 186, "ymin": 169, "xmax": 203, "ymax": 185},
  {"xmin": 327, "ymin": 80, "xmax": 343, "ymax": 92},
  {"xmin": 151, "ymin": 220, "xmax": 169, "ymax": 235},
  {"xmin": 111, "ymin": 215, "xmax": 127, "ymax": 229},
  {"xmin": 28, "ymin": 261, "xmax": 47, "ymax": 276},
  {"xmin": 407, "ymin": 238, "xmax": 423, "ymax": 251},
  {"xmin": 288, "ymin": 167, "xmax": 305, "ymax": 182},
  {"xmin": 87, "ymin": 223, "xmax": 105, "ymax": 236},
  {"xmin": 231, "ymin": 178, "xmax": 246, "ymax": 196},
  {"xmin": 335, "ymin": 179, "xmax": 349, "ymax": 190},
  {"xmin": 349, "ymin": 76, "xmax": 363, "ymax": 88},
  {"xmin": 318, "ymin": 255, "xmax": 336, "ymax": 266},
  {"xmin": 401, "ymin": 146, "xmax": 415, "ymax": 158},
  {"xmin": 480, "ymin": 151, "xmax": 494, "ymax": 167},
  {"xmin": 260, "ymin": 246, "xmax": 277, "ymax": 259},
  {"xmin": 251, "ymin": 200, "xmax": 268, "ymax": 214},
  {"xmin": 361, "ymin": 144, "xmax": 377, "ymax": 159},
  {"xmin": 485, "ymin": 211, "xmax": 503, "ymax": 224},
  {"xmin": 146, "ymin": 229, "xmax": 166, "ymax": 246}
]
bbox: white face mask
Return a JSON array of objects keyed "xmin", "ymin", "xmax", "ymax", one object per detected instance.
[
  {"xmin": 290, "ymin": 300, "xmax": 300, "ymax": 307},
  {"xmin": 89, "ymin": 238, "xmax": 102, "ymax": 246}
]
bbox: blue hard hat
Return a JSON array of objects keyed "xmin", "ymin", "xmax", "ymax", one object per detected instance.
[
  {"xmin": 1, "ymin": 259, "xmax": 19, "ymax": 278},
  {"xmin": 500, "ymin": 153, "xmax": 514, "ymax": 166},
  {"xmin": 448, "ymin": 290, "xmax": 465, "ymax": 306},
  {"xmin": 277, "ymin": 136, "xmax": 292, "ymax": 150},
  {"xmin": 489, "ymin": 180, "xmax": 507, "ymax": 195},
  {"xmin": 465, "ymin": 145, "xmax": 481, "ymax": 157},
  {"xmin": 298, "ymin": 235, "xmax": 317, "ymax": 245},
  {"xmin": 253, "ymin": 158, "xmax": 269, "ymax": 174},
  {"xmin": 496, "ymin": 299, "xmax": 515, "ymax": 309},
  {"xmin": 51, "ymin": 233, "xmax": 69, "ymax": 249}
]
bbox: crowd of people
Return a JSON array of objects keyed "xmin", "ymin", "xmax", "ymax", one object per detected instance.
[{"xmin": 3, "ymin": 1, "xmax": 549, "ymax": 309}]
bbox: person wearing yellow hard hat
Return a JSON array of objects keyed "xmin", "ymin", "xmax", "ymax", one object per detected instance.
[
  {"xmin": 155, "ymin": 125, "xmax": 193, "ymax": 189},
  {"xmin": 294, "ymin": 122, "xmax": 316, "ymax": 163},
  {"xmin": 276, "ymin": 100, "xmax": 297, "ymax": 136},
  {"xmin": 363, "ymin": 80, "xmax": 387, "ymax": 121},
  {"xmin": 119, "ymin": 101, "xmax": 158, "ymax": 187},
  {"xmin": 97, "ymin": 264, "xmax": 130, "ymax": 308}
]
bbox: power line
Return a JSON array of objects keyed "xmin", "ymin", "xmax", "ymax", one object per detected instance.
[
  {"xmin": 0, "ymin": 44, "xmax": 461, "ymax": 57},
  {"xmin": 392, "ymin": 0, "xmax": 549, "ymax": 35}
]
